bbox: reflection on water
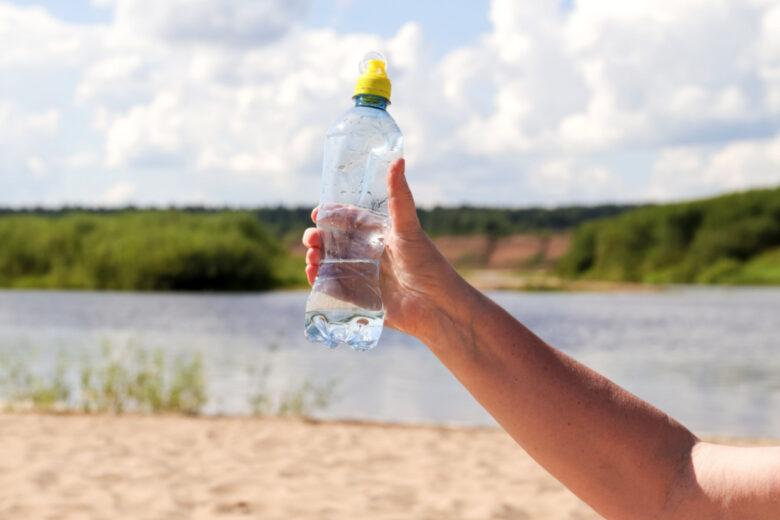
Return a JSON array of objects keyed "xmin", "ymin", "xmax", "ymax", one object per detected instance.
[{"xmin": 0, "ymin": 288, "xmax": 778, "ymax": 438}]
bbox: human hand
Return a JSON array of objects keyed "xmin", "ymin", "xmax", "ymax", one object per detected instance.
[{"xmin": 302, "ymin": 158, "xmax": 458, "ymax": 338}]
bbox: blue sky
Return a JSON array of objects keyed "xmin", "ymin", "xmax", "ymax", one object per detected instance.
[
  {"xmin": 305, "ymin": 0, "xmax": 492, "ymax": 58},
  {"xmin": 8, "ymin": 0, "xmax": 110, "ymax": 22},
  {"xmin": 1, "ymin": 0, "xmax": 779, "ymax": 208}
]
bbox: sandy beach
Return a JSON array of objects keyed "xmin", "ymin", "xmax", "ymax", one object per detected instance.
[
  {"xmin": 1, "ymin": 414, "xmax": 774, "ymax": 520},
  {"xmin": 0, "ymin": 413, "xmax": 609, "ymax": 519}
]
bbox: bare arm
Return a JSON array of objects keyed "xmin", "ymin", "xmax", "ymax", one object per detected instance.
[
  {"xmin": 303, "ymin": 159, "xmax": 780, "ymax": 520},
  {"xmin": 688, "ymin": 442, "xmax": 780, "ymax": 519},
  {"xmin": 415, "ymin": 272, "xmax": 780, "ymax": 519}
]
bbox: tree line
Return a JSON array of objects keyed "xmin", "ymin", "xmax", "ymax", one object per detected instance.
[
  {"xmin": 1, "ymin": 203, "xmax": 641, "ymax": 241},
  {"xmin": 0, "ymin": 211, "xmax": 302, "ymax": 291},
  {"xmin": 2, "ymin": 187, "xmax": 777, "ymax": 290},
  {"xmin": 557, "ymin": 186, "xmax": 780, "ymax": 285}
]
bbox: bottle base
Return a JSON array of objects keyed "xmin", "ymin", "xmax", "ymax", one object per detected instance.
[{"xmin": 304, "ymin": 310, "xmax": 384, "ymax": 351}]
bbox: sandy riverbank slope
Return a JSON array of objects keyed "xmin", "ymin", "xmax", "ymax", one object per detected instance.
[
  {"xmin": 2, "ymin": 414, "xmax": 773, "ymax": 520},
  {"xmin": 0, "ymin": 414, "xmax": 606, "ymax": 519}
]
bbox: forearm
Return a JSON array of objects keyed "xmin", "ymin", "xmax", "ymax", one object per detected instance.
[{"xmin": 417, "ymin": 276, "xmax": 699, "ymax": 520}]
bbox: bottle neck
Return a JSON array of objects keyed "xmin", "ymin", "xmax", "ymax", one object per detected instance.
[{"xmin": 354, "ymin": 94, "xmax": 388, "ymax": 110}]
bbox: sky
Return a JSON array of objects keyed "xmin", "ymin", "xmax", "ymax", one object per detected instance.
[{"xmin": 1, "ymin": 0, "xmax": 779, "ymax": 208}]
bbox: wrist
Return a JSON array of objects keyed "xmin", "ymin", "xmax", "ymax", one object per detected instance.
[{"xmin": 414, "ymin": 265, "xmax": 474, "ymax": 345}]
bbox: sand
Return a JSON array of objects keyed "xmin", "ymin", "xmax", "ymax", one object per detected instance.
[
  {"xmin": 3, "ymin": 414, "xmax": 772, "ymax": 520},
  {"xmin": 431, "ymin": 234, "xmax": 570, "ymax": 270},
  {"xmin": 0, "ymin": 413, "xmax": 606, "ymax": 520},
  {"xmin": 290, "ymin": 233, "xmax": 571, "ymax": 271}
]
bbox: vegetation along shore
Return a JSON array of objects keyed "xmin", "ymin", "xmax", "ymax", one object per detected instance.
[{"xmin": 1, "ymin": 185, "xmax": 778, "ymax": 291}]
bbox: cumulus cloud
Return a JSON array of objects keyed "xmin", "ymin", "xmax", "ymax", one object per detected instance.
[
  {"xmin": 97, "ymin": 182, "xmax": 136, "ymax": 206},
  {"xmin": 527, "ymin": 159, "xmax": 620, "ymax": 202},
  {"xmin": 0, "ymin": 0, "xmax": 779, "ymax": 207},
  {"xmin": 26, "ymin": 156, "xmax": 47, "ymax": 178},
  {"xmin": 443, "ymin": 0, "xmax": 775, "ymax": 154},
  {"xmin": 0, "ymin": 101, "xmax": 61, "ymax": 186},
  {"xmin": 0, "ymin": 3, "xmax": 96, "ymax": 68},
  {"xmin": 758, "ymin": 3, "xmax": 780, "ymax": 112},
  {"xmin": 0, "ymin": 103, "xmax": 60, "ymax": 138},
  {"xmin": 648, "ymin": 132, "xmax": 780, "ymax": 200},
  {"xmin": 704, "ymin": 133, "xmax": 780, "ymax": 189},
  {"xmin": 97, "ymin": 0, "xmax": 311, "ymax": 46}
]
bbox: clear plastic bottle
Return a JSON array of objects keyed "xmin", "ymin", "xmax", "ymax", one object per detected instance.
[{"xmin": 304, "ymin": 52, "xmax": 403, "ymax": 351}]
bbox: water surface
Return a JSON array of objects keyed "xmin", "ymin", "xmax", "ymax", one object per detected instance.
[{"xmin": 0, "ymin": 288, "xmax": 777, "ymax": 438}]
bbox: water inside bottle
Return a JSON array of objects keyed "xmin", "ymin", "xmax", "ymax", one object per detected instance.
[
  {"xmin": 304, "ymin": 309, "xmax": 385, "ymax": 351},
  {"xmin": 305, "ymin": 205, "xmax": 389, "ymax": 350}
]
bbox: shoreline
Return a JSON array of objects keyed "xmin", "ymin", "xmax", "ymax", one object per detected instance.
[
  {"xmin": 461, "ymin": 269, "xmax": 659, "ymax": 292},
  {"xmin": 1, "ymin": 278, "xmax": 780, "ymax": 295},
  {"xmin": 2, "ymin": 410, "xmax": 777, "ymax": 442}
]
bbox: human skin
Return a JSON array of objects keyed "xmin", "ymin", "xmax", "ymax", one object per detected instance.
[{"xmin": 302, "ymin": 158, "xmax": 780, "ymax": 520}]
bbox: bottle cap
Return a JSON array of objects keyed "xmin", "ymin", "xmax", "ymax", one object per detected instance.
[{"xmin": 354, "ymin": 51, "xmax": 391, "ymax": 101}]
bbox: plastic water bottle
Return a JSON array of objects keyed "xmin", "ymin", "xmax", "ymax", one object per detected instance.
[{"xmin": 304, "ymin": 51, "xmax": 403, "ymax": 351}]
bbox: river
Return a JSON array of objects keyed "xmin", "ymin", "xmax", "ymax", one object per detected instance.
[{"xmin": 0, "ymin": 288, "xmax": 777, "ymax": 438}]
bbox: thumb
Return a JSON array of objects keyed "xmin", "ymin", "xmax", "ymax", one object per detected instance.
[{"xmin": 387, "ymin": 158, "xmax": 420, "ymax": 236}]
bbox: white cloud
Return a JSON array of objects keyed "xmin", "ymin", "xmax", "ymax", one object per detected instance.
[
  {"xmin": 102, "ymin": 0, "xmax": 311, "ymax": 46},
  {"xmin": 422, "ymin": 0, "xmax": 774, "ymax": 160},
  {"xmin": 105, "ymin": 91, "xmax": 184, "ymax": 167},
  {"xmin": 23, "ymin": 109, "xmax": 60, "ymax": 133},
  {"xmin": 26, "ymin": 156, "xmax": 47, "ymax": 178},
  {"xmin": 97, "ymin": 182, "xmax": 135, "ymax": 206},
  {"xmin": 0, "ymin": 3, "xmax": 95, "ymax": 68},
  {"xmin": 0, "ymin": 103, "xmax": 59, "ymax": 139},
  {"xmin": 527, "ymin": 159, "xmax": 620, "ymax": 202},
  {"xmin": 648, "ymin": 132, "xmax": 780, "ymax": 200},
  {"xmin": 647, "ymin": 147, "xmax": 708, "ymax": 200},
  {"xmin": 0, "ymin": 0, "xmax": 779, "ymax": 207},
  {"xmin": 758, "ymin": 4, "xmax": 780, "ymax": 112},
  {"xmin": 65, "ymin": 152, "xmax": 101, "ymax": 169},
  {"xmin": 704, "ymin": 133, "xmax": 780, "ymax": 189}
]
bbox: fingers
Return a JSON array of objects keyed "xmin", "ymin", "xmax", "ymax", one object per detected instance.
[
  {"xmin": 387, "ymin": 158, "xmax": 421, "ymax": 236},
  {"xmin": 302, "ymin": 227, "xmax": 321, "ymax": 249},
  {"xmin": 305, "ymin": 264, "xmax": 318, "ymax": 286},
  {"xmin": 306, "ymin": 247, "xmax": 321, "ymax": 266},
  {"xmin": 303, "ymin": 226, "xmax": 322, "ymax": 285},
  {"xmin": 304, "ymin": 247, "xmax": 320, "ymax": 286},
  {"xmin": 311, "ymin": 207, "xmax": 318, "ymax": 223}
]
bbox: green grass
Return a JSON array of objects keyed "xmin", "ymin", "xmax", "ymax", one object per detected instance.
[
  {"xmin": 558, "ymin": 186, "xmax": 780, "ymax": 285},
  {"xmin": 78, "ymin": 341, "xmax": 208, "ymax": 414},
  {"xmin": 0, "ymin": 211, "xmax": 305, "ymax": 291},
  {"xmin": 245, "ymin": 343, "xmax": 339, "ymax": 418},
  {"xmin": 710, "ymin": 247, "xmax": 780, "ymax": 285},
  {"xmin": 0, "ymin": 351, "xmax": 71, "ymax": 412},
  {"xmin": 0, "ymin": 341, "xmax": 337, "ymax": 418},
  {"xmin": 0, "ymin": 341, "xmax": 208, "ymax": 414}
]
